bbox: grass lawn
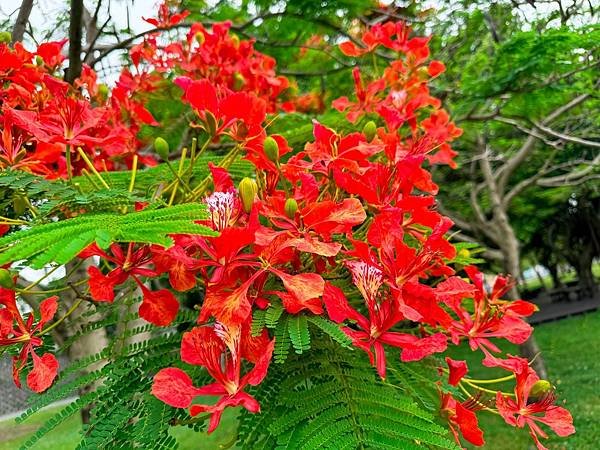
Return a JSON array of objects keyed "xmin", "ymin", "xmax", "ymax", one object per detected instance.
[{"xmin": 1, "ymin": 311, "xmax": 599, "ymax": 449}]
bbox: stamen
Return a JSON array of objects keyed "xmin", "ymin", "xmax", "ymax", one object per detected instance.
[{"xmin": 205, "ymin": 189, "xmax": 240, "ymax": 231}]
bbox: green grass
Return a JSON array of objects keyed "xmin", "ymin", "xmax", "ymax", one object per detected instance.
[
  {"xmin": 1, "ymin": 311, "xmax": 599, "ymax": 449},
  {"xmin": 0, "ymin": 404, "xmax": 238, "ymax": 450}
]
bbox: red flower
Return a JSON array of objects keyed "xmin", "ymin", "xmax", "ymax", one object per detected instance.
[
  {"xmin": 143, "ymin": 2, "xmax": 190, "ymax": 28},
  {"xmin": 323, "ymin": 280, "xmax": 446, "ymax": 379},
  {"xmin": 436, "ymin": 267, "xmax": 535, "ymax": 364},
  {"xmin": 441, "ymin": 393, "xmax": 485, "ymax": 447},
  {"xmin": 332, "ymin": 68, "xmax": 386, "ymax": 123},
  {"xmin": 81, "ymin": 243, "xmax": 179, "ymax": 326},
  {"xmin": 174, "ymin": 76, "xmax": 266, "ymax": 140},
  {"xmin": 0, "ymin": 286, "xmax": 59, "ymax": 392},
  {"xmin": 494, "ymin": 357, "xmax": 575, "ymax": 450},
  {"xmin": 152, "ymin": 324, "xmax": 274, "ymax": 433}
]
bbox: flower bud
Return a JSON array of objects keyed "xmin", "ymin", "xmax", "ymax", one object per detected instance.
[
  {"xmin": 13, "ymin": 196, "xmax": 28, "ymax": 216},
  {"xmin": 154, "ymin": 137, "xmax": 170, "ymax": 160},
  {"xmin": 231, "ymin": 34, "xmax": 240, "ymax": 48},
  {"xmin": 457, "ymin": 248, "xmax": 471, "ymax": 259},
  {"xmin": 238, "ymin": 177, "xmax": 258, "ymax": 213},
  {"xmin": 362, "ymin": 121, "xmax": 377, "ymax": 142},
  {"xmin": 195, "ymin": 32, "xmax": 205, "ymax": 45},
  {"xmin": 35, "ymin": 55, "xmax": 44, "ymax": 66},
  {"xmin": 98, "ymin": 84, "xmax": 109, "ymax": 99},
  {"xmin": 232, "ymin": 72, "xmax": 246, "ymax": 91},
  {"xmin": 204, "ymin": 111, "xmax": 218, "ymax": 137},
  {"xmin": 0, "ymin": 268, "xmax": 14, "ymax": 289},
  {"xmin": 530, "ymin": 380, "xmax": 553, "ymax": 399},
  {"xmin": 284, "ymin": 198, "xmax": 298, "ymax": 219},
  {"xmin": 0, "ymin": 31, "xmax": 11, "ymax": 44},
  {"xmin": 263, "ymin": 136, "xmax": 279, "ymax": 163}
]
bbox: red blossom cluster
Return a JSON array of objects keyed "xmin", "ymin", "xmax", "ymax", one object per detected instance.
[
  {"xmin": 0, "ymin": 5, "xmax": 574, "ymax": 449},
  {"xmin": 131, "ymin": 12, "xmax": 290, "ymax": 112},
  {"xmin": 0, "ymin": 41, "xmax": 157, "ymax": 176}
]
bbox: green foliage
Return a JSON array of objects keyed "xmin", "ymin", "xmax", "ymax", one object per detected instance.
[
  {"xmin": 260, "ymin": 304, "xmax": 353, "ymax": 363},
  {"xmin": 237, "ymin": 341, "xmax": 459, "ymax": 450},
  {"xmin": 0, "ymin": 171, "xmax": 142, "ymax": 219},
  {"xmin": 0, "ymin": 203, "xmax": 216, "ymax": 268},
  {"xmin": 16, "ymin": 309, "xmax": 201, "ymax": 450}
]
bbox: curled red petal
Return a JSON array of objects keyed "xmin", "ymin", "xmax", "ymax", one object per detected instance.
[
  {"xmin": 39, "ymin": 296, "xmax": 58, "ymax": 326},
  {"xmin": 27, "ymin": 353, "xmax": 59, "ymax": 393},
  {"xmin": 445, "ymin": 357, "xmax": 468, "ymax": 386},
  {"xmin": 151, "ymin": 367, "xmax": 203, "ymax": 408},
  {"xmin": 139, "ymin": 288, "xmax": 179, "ymax": 326}
]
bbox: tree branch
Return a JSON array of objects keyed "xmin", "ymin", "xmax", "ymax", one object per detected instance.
[
  {"xmin": 496, "ymin": 91, "xmax": 591, "ymax": 192},
  {"xmin": 537, "ymin": 153, "xmax": 600, "ymax": 187},
  {"xmin": 11, "ymin": 0, "xmax": 34, "ymax": 44},
  {"xmin": 532, "ymin": 121, "xmax": 600, "ymax": 148}
]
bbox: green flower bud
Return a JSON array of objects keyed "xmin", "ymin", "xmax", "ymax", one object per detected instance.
[
  {"xmin": 13, "ymin": 196, "xmax": 28, "ymax": 216},
  {"xmin": 530, "ymin": 380, "xmax": 553, "ymax": 399},
  {"xmin": 154, "ymin": 137, "xmax": 170, "ymax": 160},
  {"xmin": 362, "ymin": 121, "xmax": 377, "ymax": 142},
  {"xmin": 284, "ymin": 198, "xmax": 298, "ymax": 219},
  {"xmin": 204, "ymin": 111, "xmax": 218, "ymax": 137},
  {"xmin": 0, "ymin": 31, "xmax": 11, "ymax": 44},
  {"xmin": 263, "ymin": 136, "xmax": 279, "ymax": 163},
  {"xmin": 239, "ymin": 177, "xmax": 258, "ymax": 213},
  {"xmin": 0, "ymin": 268, "xmax": 14, "ymax": 289},
  {"xmin": 233, "ymin": 72, "xmax": 246, "ymax": 91},
  {"xmin": 35, "ymin": 55, "xmax": 44, "ymax": 66},
  {"xmin": 195, "ymin": 32, "xmax": 205, "ymax": 45},
  {"xmin": 98, "ymin": 84, "xmax": 109, "ymax": 99}
]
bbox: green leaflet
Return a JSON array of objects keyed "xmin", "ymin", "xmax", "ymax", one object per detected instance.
[
  {"xmin": 0, "ymin": 203, "xmax": 217, "ymax": 268},
  {"xmin": 238, "ymin": 343, "xmax": 460, "ymax": 450}
]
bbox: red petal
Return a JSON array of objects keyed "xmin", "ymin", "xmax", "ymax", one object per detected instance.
[
  {"xmin": 152, "ymin": 367, "xmax": 203, "ymax": 408},
  {"xmin": 446, "ymin": 357, "xmax": 468, "ymax": 386},
  {"xmin": 536, "ymin": 406, "xmax": 575, "ymax": 437},
  {"xmin": 456, "ymin": 402, "xmax": 485, "ymax": 446},
  {"xmin": 506, "ymin": 300, "xmax": 538, "ymax": 317},
  {"xmin": 242, "ymin": 337, "xmax": 275, "ymax": 386},
  {"xmin": 87, "ymin": 266, "xmax": 118, "ymax": 302},
  {"xmin": 39, "ymin": 296, "xmax": 58, "ymax": 326},
  {"xmin": 139, "ymin": 288, "xmax": 179, "ymax": 326},
  {"xmin": 381, "ymin": 332, "xmax": 447, "ymax": 362},
  {"xmin": 208, "ymin": 162, "xmax": 234, "ymax": 191},
  {"xmin": 427, "ymin": 60, "xmax": 446, "ymax": 77},
  {"xmin": 180, "ymin": 78, "xmax": 218, "ymax": 113},
  {"xmin": 273, "ymin": 271, "xmax": 324, "ymax": 307},
  {"xmin": 180, "ymin": 326, "xmax": 224, "ymax": 367},
  {"xmin": 339, "ymin": 41, "xmax": 364, "ymax": 56},
  {"xmin": 435, "ymin": 276, "xmax": 477, "ymax": 307},
  {"xmin": 27, "ymin": 353, "xmax": 59, "ymax": 393},
  {"xmin": 199, "ymin": 276, "xmax": 256, "ymax": 326},
  {"xmin": 322, "ymin": 282, "xmax": 368, "ymax": 328}
]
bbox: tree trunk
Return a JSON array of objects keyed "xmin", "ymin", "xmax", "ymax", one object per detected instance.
[
  {"xmin": 575, "ymin": 246, "xmax": 595, "ymax": 293},
  {"xmin": 65, "ymin": 0, "xmax": 84, "ymax": 83},
  {"xmin": 497, "ymin": 219, "xmax": 548, "ymax": 379},
  {"xmin": 61, "ymin": 262, "xmax": 109, "ymax": 424},
  {"xmin": 547, "ymin": 264, "xmax": 563, "ymax": 289}
]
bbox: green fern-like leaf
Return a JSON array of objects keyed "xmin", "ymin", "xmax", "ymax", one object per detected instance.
[
  {"xmin": 0, "ymin": 203, "xmax": 216, "ymax": 268},
  {"xmin": 237, "ymin": 342, "xmax": 459, "ymax": 450}
]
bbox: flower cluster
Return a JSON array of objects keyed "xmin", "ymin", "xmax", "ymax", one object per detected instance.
[
  {"xmin": 0, "ymin": 41, "xmax": 156, "ymax": 176},
  {"xmin": 0, "ymin": 4, "xmax": 574, "ymax": 449}
]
